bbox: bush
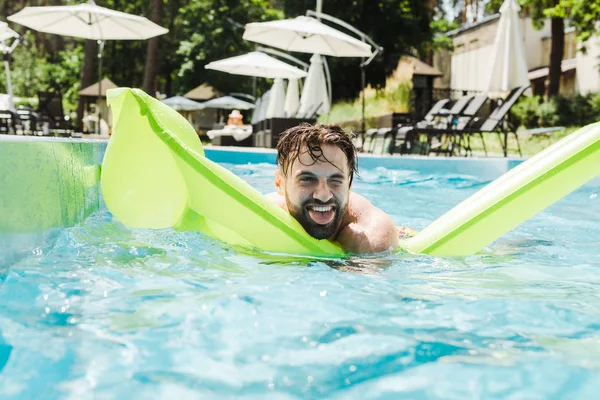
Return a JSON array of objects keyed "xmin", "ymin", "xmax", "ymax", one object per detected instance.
[
  {"xmin": 537, "ymin": 99, "xmax": 560, "ymax": 127},
  {"xmin": 511, "ymin": 92, "xmax": 600, "ymax": 129},
  {"xmin": 554, "ymin": 93, "xmax": 599, "ymax": 126},
  {"xmin": 511, "ymin": 95, "xmax": 540, "ymax": 129},
  {"xmin": 588, "ymin": 92, "xmax": 600, "ymax": 122}
]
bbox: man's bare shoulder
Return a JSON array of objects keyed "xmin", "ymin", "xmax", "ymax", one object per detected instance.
[
  {"xmin": 346, "ymin": 192, "xmax": 380, "ymax": 221},
  {"xmin": 337, "ymin": 192, "xmax": 400, "ymax": 254}
]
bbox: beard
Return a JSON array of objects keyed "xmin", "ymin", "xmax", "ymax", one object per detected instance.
[{"xmin": 286, "ymin": 196, "xmax": 345, "ymax": 240}]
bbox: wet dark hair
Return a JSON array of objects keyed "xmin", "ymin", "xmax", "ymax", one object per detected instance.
[{"xmin": 276, "ymin": 123, "xmax": 358, "ymax": 184}]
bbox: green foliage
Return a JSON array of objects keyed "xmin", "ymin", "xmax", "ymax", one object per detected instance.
[
  {"xmin": 0, "ymin": 31, "xmax": 82, "ymax": 113},
  {"xmin": 512, "ymin": 93, "xmax": 600, "ymax": 129},
  {"xmin": 536, "ymin": 99, "xmax": 559, "ymax": 127},
  {"xmin": 570, "ymin": 0, "xmax": 600, "ymax": 50},
  {"xmin": 173, "ymin": 0, "xmax": 283, "ymax": 96},
  {"xmin": 553, "ymin": 93, "xmax": 600, "ymax": 126},
  {"xmin": 430, "ymin": 18, "xmax": 458, "ymax": 51},
  {"xmin": 511, "ymin": 95, "xmax": 540, "ymax": 129}
]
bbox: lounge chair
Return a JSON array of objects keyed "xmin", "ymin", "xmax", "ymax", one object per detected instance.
[
  {"xmin": 0, "ymin": 109, "xmax": 18, "ymax": 134},
  {"xmin": 361, "ymin": 98, "xmax": 452, "ymax": 155},
  {"xmin": 37, "ymin": 89, "xmax": 73, "ymax": 136},
  {"xmin": 16, "ymin": 107, "xmax": 40, "ymax": 135},
  {"xmin": 457, "ymin": 85, "xmax": 530, "ymax": 157},
  {"xmin": 390, "ymin": 94, "xmax": 488, "ymax": 156}
]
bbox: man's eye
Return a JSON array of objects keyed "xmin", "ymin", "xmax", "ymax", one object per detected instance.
[
  {"xmin": 299, "ymin": 177, "xmax": 315, "ymax": 182},
  {"xmin": 329, "ymin": 179, "xmax": 343, "ymax": 185}
]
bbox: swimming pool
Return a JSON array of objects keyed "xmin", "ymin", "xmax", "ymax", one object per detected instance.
[{"xmin": 1, "ymin": 138, "xmax": 600, "ymax": 398}]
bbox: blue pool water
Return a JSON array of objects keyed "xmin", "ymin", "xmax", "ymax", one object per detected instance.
[{"xmin": 1, "ymin": 162, "xmax": 600, "ymax": 399}]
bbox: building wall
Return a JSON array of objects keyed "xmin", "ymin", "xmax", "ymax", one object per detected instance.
[
  {"xmin": 433, "ymin": 48, "xmax": 451, "ymax": 89},
  {"xmin": 450, "ymin": 45, "xmax": 494, "ymax": 91},
  {"xmin": 522, "ymin": 18, "xmax": 551, "ymax": 70},
  {"xmin": 576, "ymin": 36, "xmax": 600, "ymax": 94}
]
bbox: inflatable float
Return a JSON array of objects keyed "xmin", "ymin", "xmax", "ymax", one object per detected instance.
[{"xmin": 101, "ymin": 88, "xmax": 600, "ymax": 257}]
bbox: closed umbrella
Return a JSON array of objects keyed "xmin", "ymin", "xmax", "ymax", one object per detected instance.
[
  {"xmin": 265, "ymin": 78, "xmax": 286, "ymax": 119},
  {"xmin": 253, "ymin": 90, "xmax": 271, "ymax": 124},
  {"xmin": 0, "ymin": 22, "xmax": 21, "ymax": 111},
  {"xmin": 251, "ymin": 95, "xmax": 263, "ymax": 125},
  {"xmin": 297, "ymin": 54, "xmax": 330, "ymax": 118},
  {"xmin": 8, "ymin": 0, "xmax": 168, "ymax": 132},
  {"xmin": 205, "ymin": 51, "xmax": 307, "ymax": 80},
  {"xmin": 284, "ymin": 78, "xmax": 300, "ymax": 118},
  {"xmin": 487, "ymin": 0, "xmax": 530, "ymax": 95},
  {"xmin": 243, "ymin": 16, "xmax": 371, "ymax": 58}
]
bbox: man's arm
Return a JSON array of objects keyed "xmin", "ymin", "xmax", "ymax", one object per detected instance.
[{"xmin": 335, "ymin": 194, "xmax": 400, "ymax": 254}]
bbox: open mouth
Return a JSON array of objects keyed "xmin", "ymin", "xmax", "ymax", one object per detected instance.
[{"xmin": 306, "ymin": 204, "xmax": 336, "ymax": 225}]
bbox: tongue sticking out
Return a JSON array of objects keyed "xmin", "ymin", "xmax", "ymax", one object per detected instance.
[{"xmin": 308, "ymin": 208, "xmax": 335, "ymax": 225}]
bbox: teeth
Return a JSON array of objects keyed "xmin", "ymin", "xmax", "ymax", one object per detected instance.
[{"xmin": 311, "ymin": 206, "xmax": 332, "ymax": 212}]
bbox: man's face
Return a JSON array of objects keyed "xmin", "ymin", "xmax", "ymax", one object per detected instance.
[{"xmin": 276, "ymin": 144, "xmax": 351, "ymax": 240}]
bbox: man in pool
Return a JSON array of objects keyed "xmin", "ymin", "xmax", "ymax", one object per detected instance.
[{"xmin": 267, "ymin": 123, "xmax": 417, "ymax": 254}]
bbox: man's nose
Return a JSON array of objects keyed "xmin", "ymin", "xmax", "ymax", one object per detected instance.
[{"xmin": 312, "ymin": 179, "xmax": 333, "ymax": 202}]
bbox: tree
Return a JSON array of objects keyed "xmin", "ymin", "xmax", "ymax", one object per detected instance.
[
  {"xmin": 142, "ymin": 0, "xmax": 163, "ymax": 95},
  {"xmin": 77, "ymin": 40, "xmax": 97, "ymax": 130}
]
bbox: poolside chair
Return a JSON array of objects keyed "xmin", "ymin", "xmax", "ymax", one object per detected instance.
[
  {"xmin": 428, "ymin": 94, "xmax": 489, "ymax": 156},
  {"xmin": 389, "ymin": 95, "xmax": 477, "ymax": 155},
  {"xmin": 360, "ymin": 98, "xmax": 458, "ymax": 155},
  {"xmin": 457, "ymin": 85, "xmax": 530, "ymax": 157},
  {"xmin": 37, "ymin": 89, "xmax": 73, "ymax": 136},
  {"xmin": 15, "ymin": 107, "xmax": 40, "ymax": 135},
  {"xmin": 0, "ymin": 109, "xmax": 18, "ymax": 134},
  {"xmin": 390, "ymin": 95, "xmax": 488, "ymax": 156},
  {"xmin": 357, "ymin": 99, "xmax": 447, "ymax": 154}
]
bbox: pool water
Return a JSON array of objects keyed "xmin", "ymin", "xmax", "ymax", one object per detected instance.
[{"xmin": 1, "ymin": 162, "xmax": 600, "ymax": 399}]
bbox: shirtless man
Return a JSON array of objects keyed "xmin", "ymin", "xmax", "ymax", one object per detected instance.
[{"xmin": 267, "ymin": 123, "xmax": 416, "ymax": 254}]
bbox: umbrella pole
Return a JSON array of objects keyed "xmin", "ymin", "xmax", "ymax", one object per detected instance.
[
  {"xmin": 96, "ymin": 39, "xmax": 105, "ymax": 135},
  {"xmin": 1, "ymin": 40, "xmax": 15, "ymax": 112},
  {"xmin": 361, "ymin": 63, "xmax": 366, "ymax": 134},
  {"xmin": 3, "ymin": 54, "xmax": 14, "ymax": 112}
]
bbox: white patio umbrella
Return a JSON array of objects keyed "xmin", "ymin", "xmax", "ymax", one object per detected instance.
[
  {"xmin": 243, "ymin": 16, "xmax": 371, "ymax": 58},
  {"xmin": 201, "ymin": 96, "xmax": 255, "ymax": 110},
  {"xmin": 297, "ymin": 54, "xmax": 330, "ymax": 118},
  {"xmin": 8, "ymin": 1, "xmax": 168, "ymax": 40},
  {"xmin": 0, "ymin": 22, "xmax": 21, "ymax": 111},
  {"xmin": 250, "ymin": 94, "xmax": 263, "ymax": 125},
  {"xmin": 161, "ymin": 95, "xmax": 204, "ymax": 111},
  {"xmin": 284, "ymin": 78, "xmax": 300, "ymax": 117},
  {"xmin": 252, "ymin": 90, "xmax": 271, "ymax": 124},
  {"xmin": 205, "ymin": 51, "xmax": 307, "ymax": 79},
  {"xmin": 8, "ymin": 0, "xmax": 168, "ymax": 132},
  {"xmin": 265, "ymin": 78, "xmax": 286, "ymax": 119},
  {"xmin": 487, "ymin": 0, "xmax": 530, "ymax": 96}
]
